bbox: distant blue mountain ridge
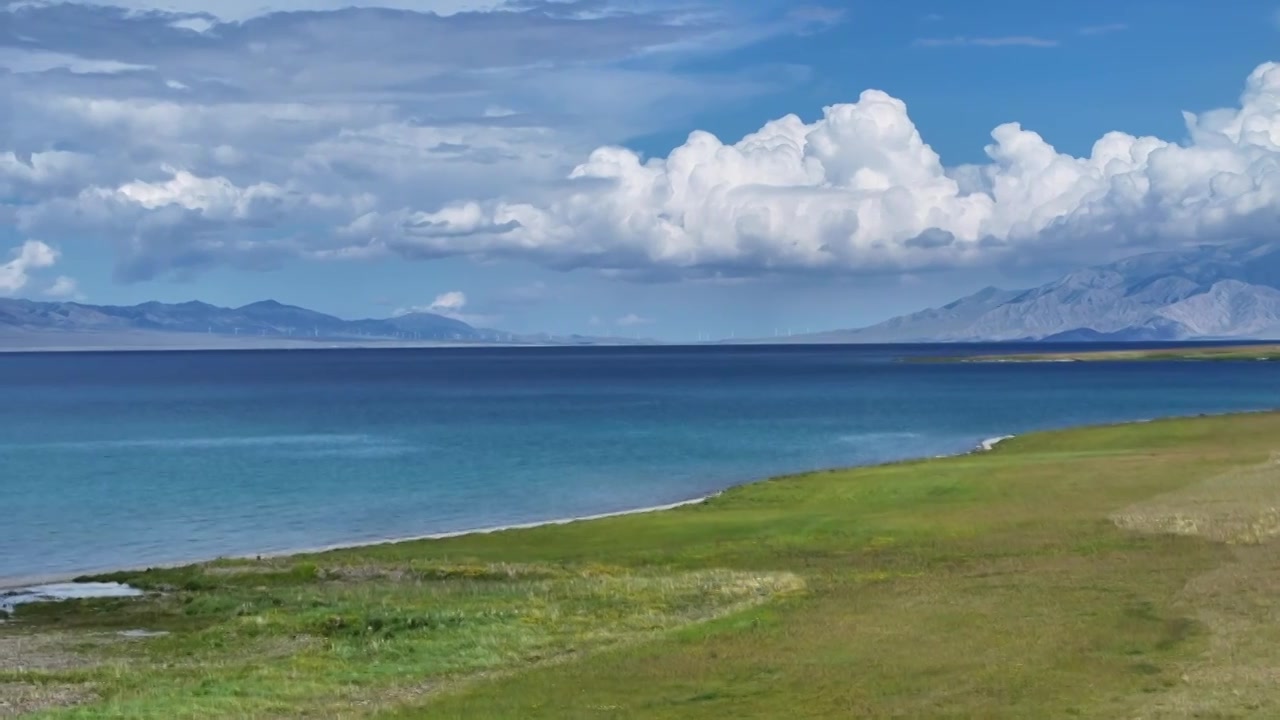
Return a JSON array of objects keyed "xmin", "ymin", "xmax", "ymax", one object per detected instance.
[
  {"xmin": 0, "ymin": 297, "xmax": 502, "ymax": 342},
  {"xmin": 814, "ymin": 239, "xmax": 1280, "ymax": 342},
  {"xmin": 7, "ymin": 239, "xmax": 1280, "ymax": 346}
]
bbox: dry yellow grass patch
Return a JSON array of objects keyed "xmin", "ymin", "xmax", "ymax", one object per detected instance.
[
  {"xmin": 0, "ymin": 632, "xmax": 108, "ymax": 672},
  {"xmin": 1112, "ymin": 452, "xmax": 1280, "ymax": 544},
  {"xmin": 1124, "ymin": 543, "xmax": 1280, "ymax": 718},
  {"xmin": 1112, "ymin": 453, "xmax": 1280, "ymax": 717}
]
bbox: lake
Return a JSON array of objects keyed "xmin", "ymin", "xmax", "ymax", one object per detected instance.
[{"xmin": 3, "ymin": 343, "xmax": 1278, "ymax": 584}]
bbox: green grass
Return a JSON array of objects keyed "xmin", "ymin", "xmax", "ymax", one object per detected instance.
[
  {"xmin": 921, "ymin": 343, "xmax": 1280, "ymax": 363},
  {"xmin": 8, "ymin": 412, "xmax": 1280, "ymax": 718},
  {"xmin": 3, "ymin": 565, "xmax": 799, "ymax": 718}
]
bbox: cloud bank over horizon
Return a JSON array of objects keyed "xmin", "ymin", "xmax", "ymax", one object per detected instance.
[
  {"xmin": 2, "ymin": 0, "xmax": 1280, "ymax": 295},
  {"xmin": 395, "ymin": 62, "xmax": 1280, "ymax": 278},
  {"xmin": 0, "ymin": 0, "xmax": 834, "ymax": 293}
]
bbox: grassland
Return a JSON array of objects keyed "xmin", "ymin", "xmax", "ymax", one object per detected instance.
[
  {"xmin": 930, "ymin": 342, "xmax": 1280, "ymax": 363},
  {"xmin": 8, "ymin": 412, "xmax": 1280, "ymax": 717}
]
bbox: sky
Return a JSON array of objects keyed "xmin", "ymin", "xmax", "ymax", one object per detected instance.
[{"xmin": 3, "ymin": 0, "xmax": 1280, "ymax": 340}]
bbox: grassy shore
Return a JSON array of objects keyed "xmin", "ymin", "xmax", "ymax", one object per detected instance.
[
  {"xmin": 8, "ymin": 412, "xmax": 1280, "ymax": 718},
  {"xmin": 927, "ymin": 342, "xmax": 1280, "ymax": 363}
]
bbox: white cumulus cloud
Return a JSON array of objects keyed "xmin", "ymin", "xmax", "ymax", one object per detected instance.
[
  {"xmin": 387, "ymin": 62, "xmax": 1280, "ymax": 277},
  {"xmin": 391, "ymin": 289, "xmax": 508, "ymax": 326},
  {"xmin": 18, "ymin": 168, "xmax": 373, "ymax": 281},
  {"xmin": 427, "ymin": 290, "xmax": 467, "ymax": 314},
  {"xmin": 42, "ymin": 275, "xmax": 81, "ymax": 299},
  {"xmin": 395, "ymin": 290, "xmax": 469, "ymax": 318},
  {"xmin": 0, "ymin": 240, "xmax": 59, "ymax": 296},
  {"xmin": 110, "ymin": 169, "xmax": 288, "ymax": 216}
]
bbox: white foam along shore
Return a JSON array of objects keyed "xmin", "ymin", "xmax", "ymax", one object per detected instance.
[
  {"xmin": 979, "ymin": 435, "xmax": 1016, "ymax": 452},
  {"xmin": 252, "ymin": 494, "xmax": 721, "ymax": 562},
  {"xmin": 0, "ymin": 433, "xmax": 1021, "ymax": 599}
]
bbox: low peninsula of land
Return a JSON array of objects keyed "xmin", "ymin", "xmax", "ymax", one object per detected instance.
[
  {"xmin": 925, "ymin": 343, "xmax": 1280, "ymax": 363},
  {"xmin": 7, "ymin": 412, "xmax": 1280, "ymax": 717}
]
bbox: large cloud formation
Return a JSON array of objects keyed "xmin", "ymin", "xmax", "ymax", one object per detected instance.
[
  {"xmin": 391, "ymin": 62, "xmax": 1280, "ymax": 276},
  {"xmin": 3, "ymin": 0, "xmax": 1279, "ymax": 285},
  {"xmin": 0, "ymin": 0, "xmax": 830, "ymax": 283}
]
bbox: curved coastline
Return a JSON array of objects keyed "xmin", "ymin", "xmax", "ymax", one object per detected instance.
[
  {"xmin": 16, "ymin": 411, "xmax": 1269, "ymax": 595},
  {"xmin": 0, "ymin": 434, "xmax": 1019, "ymax": 594},
  {"xmin": 269, "ymin": 435, "xmax": 1024, "ymax": 563},
  {"xmin": 17, "ymin": 409, "xmax": 1280, "ymax": 716},
  {"xmin": 9, "ymin": 412, "xmax": 1274, "ymax": 595}
]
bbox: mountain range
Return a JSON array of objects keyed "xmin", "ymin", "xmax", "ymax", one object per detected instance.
[
  {"xmin": 7, "ymin": 240, "xmax": 1280, "ymax": 349},
  {"xmin": 0, "ymin": 298, "xmax": 635, "ymax": 349},
  {"xmin": 0, "ymin": 297, "xmax": 498, "ymax": 340},
  {"xmin": 808, "ymin": 239, "xmax": 1280, "ymax": 343}
]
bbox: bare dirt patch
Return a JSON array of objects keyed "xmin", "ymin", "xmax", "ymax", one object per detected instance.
[
  {"xmin": 0, "ymin": 630, "xmax": 114, "ymax": 715},
  {"xmin": 0, "ymin": 682, "xmax": 97, "ymax": 718},
  {"xmin": 0, "ymin": 632, "xmax": 103, "ymax": 672}
]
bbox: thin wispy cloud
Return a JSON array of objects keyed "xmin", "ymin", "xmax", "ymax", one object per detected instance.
[
  {"xmin": 13, "ymin": 0, "xmax": 507, "ymax": 23},
  {"xmin": 786, "ymin": 5, "xmax": 846, "ymax": 29},
  {"xmin": 1079, "ymin": 23, "xmax": 1129, "ymax": 36},
  {"xmin": 0, "ymin": 48, "xmax": 152, "ymax": 75},
  {"xmin": 921, "ymin": 13, "xmax": 943, "ymax": 22},
  {"xmin": 616, "ymin": 313, "xmax": 654, "ymax": 327},
  {"xmin": 913, "ymin": 35, "xmax": 1059, "ymax": 48}
]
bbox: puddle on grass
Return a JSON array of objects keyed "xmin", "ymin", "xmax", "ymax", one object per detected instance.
[
  {"xmin": 0, "ymin": 583, "xmax": 144, "ymax": 615},
  {"xmin": 117, "ymin": 629, "xmax": 169, "ymax": 639}
]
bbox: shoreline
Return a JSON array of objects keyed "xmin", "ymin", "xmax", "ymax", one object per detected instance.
[
  {"xmin": 919, "ymin": 342, "xmax": 1280, "ymax": 364},
  {"xmin": 13, "ymin": 409, "xmax": 1280, "ymax": 716},
  {"xmin": 1, "ymin": 435, "xmax": 1019, "ymax": 593},
  {"xmin": 0, "ymin": 495, "xmax": 717, "ymax": 593}
]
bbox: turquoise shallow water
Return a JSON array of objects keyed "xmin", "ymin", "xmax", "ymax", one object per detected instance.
[{"xmin": 3, "ymin": 344, "xmax": 1279, "ymax": 584}]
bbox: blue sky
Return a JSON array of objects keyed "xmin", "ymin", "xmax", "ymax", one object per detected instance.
[{"xmin": 3, "ymin": 0, "xmax": 1280, "ymax": 340}]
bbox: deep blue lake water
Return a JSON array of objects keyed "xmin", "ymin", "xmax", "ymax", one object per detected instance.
[{"xmin": 3, "ymin": 343, "xmax": 1279, "ymax": 584}]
